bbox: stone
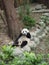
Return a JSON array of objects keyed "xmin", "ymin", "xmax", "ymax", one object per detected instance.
[
  {"xmin": 35, "ymin": 24, "xmax": 40, "ymax": 29},
  {"xmin": 44, "ymin": 29, "xmax": 47, "ymax": 34},
  {"xmin": 35, "ymin": 28, "xmax": 41, "ymax": 34},
  {"xmin": 39, "ymin": 21, "xmax": 45, "ymax": 27},
  {"xmin": 40, "ymin": 44, "xmax": 46, "ymax": 50},
  {"xmin": 42, "ymin": 13, "xmax": 49, "ymax": 17},
  {"xmin": 35, "ymin": 5, "xmax": 42, "ymax": 10},
  {"xmin": 12, "ymin": 47, "xmax": 23, "ymax": 56},
  {"xmin": 42, "ymin": 5, "xmax": 47, "ymax": 9},
  {"xmin": 38, "ymin": 32, "xmax": 46, "ymax": 39},
  {"xmin": 34, "ymin": 37, "xmax": 40, "ymax": 44},
  {"xmin": 41, "ymin": 33, "xmax": 46, "ymax": 37},
  {"xmin": 46, "ymin": 20, "xmax": 49, "ymax": 24},
  {"xmin": 41, "ymin": 16, "xmax": 46, "ymax": 19},
  {"xmin": 30, "ymin": 32, "xmax": 37, "ymax": 38},
  {"xmin": 38, "ymin": 35, "xmax": 43, "ymax": 39},
  {"xmin": 22, "ymin": 45, "xmax": 31, "ymax": 52},
  {"xmin": 28, "ymin": 41, "xmax": 37, "ymax": 48},
  {"xmin": 46, "ymin": 26, "xmax": 49, "ymax": 32}
]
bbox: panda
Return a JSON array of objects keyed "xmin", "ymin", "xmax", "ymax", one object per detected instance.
[{"xmin": 12, "ymin": 28, "xmax": 31, "ymax": 48}]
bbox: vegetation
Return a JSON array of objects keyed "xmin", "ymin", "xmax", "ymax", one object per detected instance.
[
  {"xmin": 18, "ymin": 4, "xmax": 36, "ymax": 29},
  {"xmin": 41, "ymin": 15, "xmax": 49, "ymax": 25},
  {"xmin": 0, "ymin": 0, "xmax": 49, "ymax": 65},
  {"xmin": 22, "ymin": 15, "xmax": 36, "ymax": 29},
  {"xmin": 0, "ymin": 45, "xmax": 48, "ymax": 65},
  {"xmin": 18, "ymin": 4, "xmax": 30, "ymax": 19}
]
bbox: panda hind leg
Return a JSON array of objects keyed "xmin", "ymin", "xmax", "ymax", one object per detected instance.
[
  {"xmin": 21, "ymin": 41, "xmax": 28, "ymax": 48},
  {"xmin": 12, "ymin": 41, "xmax": 19, "ymax": 47}
]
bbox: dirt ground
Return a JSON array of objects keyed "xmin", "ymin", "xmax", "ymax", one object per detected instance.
[{"xmin": 0, "ymin": 3, "xmax": 49, "ymax": 55}]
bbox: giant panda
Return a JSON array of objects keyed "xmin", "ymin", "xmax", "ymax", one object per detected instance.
[{"xmin": 12, "ymin": 28, "xmax": 31, "ymax": 48}]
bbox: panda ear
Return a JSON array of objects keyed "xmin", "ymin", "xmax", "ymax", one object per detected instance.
[{"xmin": 26, "ymin": 33, "xmax": 31, "ymax": 38}]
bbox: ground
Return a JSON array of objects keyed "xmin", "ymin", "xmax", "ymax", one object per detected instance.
[
  {"xmin": 0, "ymin": 3, "xmax": 49, "ymax": 55},
  {"xmin": 34, "ymin": 34, "xmax": 49, "ymax": 54}
]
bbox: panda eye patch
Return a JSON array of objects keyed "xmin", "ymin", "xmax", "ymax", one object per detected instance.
[
  {"xmin": 23, "ymin": 31, "xmax": 24, "ymax": 33},
  {"xmin": 25, "ymin": 31, "xmax": 27, "ymax": 33}
]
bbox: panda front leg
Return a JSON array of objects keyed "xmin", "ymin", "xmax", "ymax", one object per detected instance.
[{"xmin": 12, "ymin": 33, "xmax": 22, "ymax": 47}]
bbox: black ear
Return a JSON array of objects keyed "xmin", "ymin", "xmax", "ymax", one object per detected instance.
[{"xmin": 26, "ymin": 33, "xmax": 31, "ymax": 38}]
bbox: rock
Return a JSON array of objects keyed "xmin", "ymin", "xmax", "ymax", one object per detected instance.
[
  {"xmin": 35, "ymin": 5, "xmax": 42, "ymax": 10},
  {"xmin": 28, "ymin": 41, "xmax": 37, "ymax": 48},
  {"xmin": 38, "ymin": 35, "xmax": 43, "ymax": 39},
  {"xmin": 42, "ymin": 13, "xmax": 49, "ymax": 16},
  {"xmin": 42, "ymin": 5, "xmax": 47, "ymax": 9},
  {"xmin": 46, "ymin": 20, "xmax": 49, "ymax": 24},
  {"xmin": 44, "ymin": 29, "xmax": 47, "ymax": 34},
  {"xmin": 46, "ymin": 26, "xmax": 49, "ymax": 32},
  {"xmin": 41, "ymin": 16, "xmax": 46, "ymax": 19},
  {"xmin": 22, "ymin": 45, "xmax": 31, "ymax": 52},
  {"xmin": 38, "ymin": 33, "xmax": 46, "ymax": 39},
  {"xmin": 12, "ymin": 45, "xmax": 31, "ymax": 56},
  {"xmin": 30, "ymin": 35, "xmax": 34, "ymax": 41},
  {"xmin": 34, "ymin": 37, "xmax": 40, "ymax": 44},
  {"xmin": 30, "ymin": 32, "xmax": 37, "ymax": 38},
  {"xmin": 35, "ymin": 24, "xmax": 40, "ymax": 29},
  {"xmin": 39, "ymin": 21, "xmax": 45, "ymax": 28},
  {"xmin": 35, "ymin": 28, "xmax": 41, "ymax": 34},
  {"xmin": 12, "ymin": 47, "xmax": 23, "ymax": 56},
  {"xmin": 41, "ymin": 33, "xmax": 46, "ymax": 37},
  {"xmin": 40, "ymin": 44, "xmax": 46, "ymax": 50},
  {"xmin": 36, "ymin": 27, "xmax": 46, "ymax": 37}
]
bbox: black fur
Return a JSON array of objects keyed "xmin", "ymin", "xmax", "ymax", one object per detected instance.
[
  {"xmin": 14, "ymin": 33, "xmax": 22, "ymax": 42},
  {"xmin": 20, "ymin": 41, "xmax": 27, "ymax": 48},
  {"xmin": 12, "ymin": 32, "xmax": 31, "ymax": 48},
  {"xmin": 26, "ymin": 33, "xmax": 31, "ymax": 38},
  {"xmin": 12, "ymin": 33, "xmax": 22, "ymax": 47}
]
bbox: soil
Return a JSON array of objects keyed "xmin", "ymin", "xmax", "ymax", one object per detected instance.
[{"xmin": 0, "ymin": 3, "xmax": 49, "ymax": 54}]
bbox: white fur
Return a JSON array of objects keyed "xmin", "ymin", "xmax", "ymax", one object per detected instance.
[
  {"xmin": 18, "ymin": 36, "xmax": 30, "ymax": 46},
  {"xmin": 21, "ymin": 28, "xmax": 29, "ymax": 35}
]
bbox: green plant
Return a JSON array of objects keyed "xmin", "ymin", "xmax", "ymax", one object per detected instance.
[
  {"xmin": 18, "ymin": 3, "xmax": 34, "ymax": 29},
  {"xmin": 18, "ymin": 4, "xmax": 30, "ymax": 20},
  {"xmin": 0, "ymin": 45, "xmax": 48, "ymax": 65},
  {"xmin": 41, "ymin": 15, "xmax": 49, "ymax": 24},
  {"xmin": 0, "ymin": 45, "xmax": 14, "ymax": 65},
  {"xmin": 22, "ymin": 15, "xmax": 36, "ymax": 28},
  {"xmin": 25, "ymin": 4, "xmax": 30, "ymax": 15},
  {"xmin": 18, "ymin": 6, "xmax": 24, "ymax": 20}
]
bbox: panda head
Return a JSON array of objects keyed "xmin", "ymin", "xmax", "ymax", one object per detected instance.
[{"xmin": 21, "ymin": 28, "xmax": 31, "ymax": 38}]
